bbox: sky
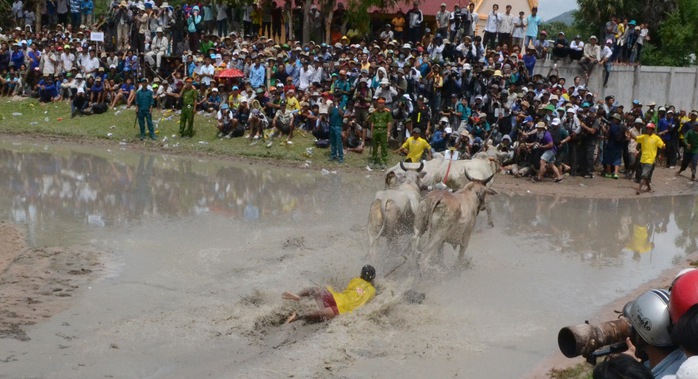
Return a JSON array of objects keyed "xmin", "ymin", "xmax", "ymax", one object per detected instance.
[{"xmin": 538, "ymin": 0, "xmax": 578, "ymax": 21}]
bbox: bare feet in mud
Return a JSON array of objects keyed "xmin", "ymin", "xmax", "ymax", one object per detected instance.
[
  {"xmin": 282, "ymin": 292, "xmax": 300, "ymax": 301},
  {"xmin": 286, "ymin": 311, "xmax": 299, "ymax": 323}
]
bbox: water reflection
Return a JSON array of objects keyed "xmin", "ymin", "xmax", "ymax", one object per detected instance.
[
  {"xmin": 1, "ymin": 141, "xmax": 696, "ymax": 261},
  {"xmin": 494, "ymin": 194, "xmax": 698, "ymax": 260},
  {"xmin": 0, "ymin": 143, "xmax": 355, "ymax": 245}
]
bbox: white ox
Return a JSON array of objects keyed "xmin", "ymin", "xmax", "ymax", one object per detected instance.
[
  {"xmin": 367, "ymin": 162, "xmax": 425, "ymax": 259},
  {"xmin": 397, "ymin": 153, "xmax": 499, "ymax": 226},
  {"xmin": 412, "ymin": 170, "xmax": 497, "ymax": 266}
]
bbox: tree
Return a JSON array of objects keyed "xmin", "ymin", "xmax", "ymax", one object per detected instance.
[
  {"xmin": 575, "ymin": 0, "xmax": 697, "ymax": 66},
  {"xmin": 642, "ymin": 0, "xmax": 698, "ymax": 66}
]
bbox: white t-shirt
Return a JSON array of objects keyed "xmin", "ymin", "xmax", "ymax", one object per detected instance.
[
  {"xmin": 484, "ymin": 11, "xmax": 499, "ymax": 33},
  {"xmin": 82, "ymin": 56, "xmax": 100, "ymax": 75},
  {"xmin": 512, "ymin": 16, "xmax": 526, "ymax": 38},
  {"xmin": 60, "ymin": 52, "xmax": 75, "ymax": 72},
  {"xmin": 199, "ymin": 64, "xmax": 215, "ymax": 85},
  {"xmin": 42, "ymin": 51, "xmax": 56, "ymax": 75},
  {"xmin": 498, "ymin": 13, "xmax": 514, "ymax": 34}
]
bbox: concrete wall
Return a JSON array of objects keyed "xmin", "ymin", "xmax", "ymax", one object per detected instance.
[{"xmin": 533, "ymin": 61, "xmax": 698, "ymax": 111}]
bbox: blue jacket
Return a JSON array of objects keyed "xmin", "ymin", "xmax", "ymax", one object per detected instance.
[
  {"xmin": 430, "ymin": 130, "xmax": 446, "ymax": 151},
  {"xmin": 249, "ymin": 64, "xmax": 265, "ymax": 88}
]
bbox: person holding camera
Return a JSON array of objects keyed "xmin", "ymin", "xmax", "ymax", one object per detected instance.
[
  {"xmin": 528, "ymin": 122, "xmax": 564, "ymax": 183},
  {"xmin": 344, "ymin": 115, "xmax": 365, "ymax": 154},
  {"xmin": 623, "ymin": 289, "xmax": 686, "ymax": 378}
]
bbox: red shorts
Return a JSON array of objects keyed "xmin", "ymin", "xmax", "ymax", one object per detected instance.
[{"xmin": 320, "ymin": 290, "xmax": 339, "ymax": 315}]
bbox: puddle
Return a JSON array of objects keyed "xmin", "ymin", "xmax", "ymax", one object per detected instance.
[{"xmin": 0, "ymin": 140, "xmax": 694, "ymax": 378}]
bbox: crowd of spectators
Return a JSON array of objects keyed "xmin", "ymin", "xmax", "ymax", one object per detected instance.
[{"xmin": 2, "ymin": 1, "xmax": 692, "ymax": 182}]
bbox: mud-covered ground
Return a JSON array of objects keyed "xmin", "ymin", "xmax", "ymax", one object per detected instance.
[
  {"xmin": 0, "ymin": 137, "xmax": 695, "ymax": 379},
  {"xmin": 0, "ymin": 222, "xmax": 103, "ymax": 342}
]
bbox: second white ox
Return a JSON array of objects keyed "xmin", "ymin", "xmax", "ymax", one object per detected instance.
[
  {"xmin": 385, "ymin": 153, "xmax": 500, "ymax": 226},
  {"xmin": 412, "ymin": 170, "xmax": 497, "ymax": 265},
  {"xmin": 367, "ymin": 162, "xmax": 425, "ymax": 259}
]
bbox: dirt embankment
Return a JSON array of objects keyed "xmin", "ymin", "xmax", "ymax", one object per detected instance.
[
  {"xmin": 492, "ymin": 166, "xmax": 697, "ymax": 199},
  {"xmin": 0, "ymin": 222, "xmax": 103, "ymax": 341}
]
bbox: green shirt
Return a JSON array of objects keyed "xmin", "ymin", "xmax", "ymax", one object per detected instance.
[
  {"xmin": 200, "ymin": 40, "xmax": 215, "ymax": 55},
  {"xmin": 370, "ymin": 109, "xmax": 392, "ymax": 130},
  {"xmin": 135, "ymin": 88, "xmax": 154, "ymax": 111},
  {"xmin": 686, "ymin": 129, "xmax": 698, "ymax": 154},
  {"xmin": 182, "ymin": 88, "xmax": 198, "ymax": 106}
]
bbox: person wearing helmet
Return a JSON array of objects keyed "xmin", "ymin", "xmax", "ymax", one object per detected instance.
[
  {"xmin": 670, "ymin": 269, "xmax": 698, "ymax": 325},
  {"xmin": 397, "ymin": 127, "xmax": 432, "ymax": 163},
  {"xmin": 283, "ymin": 265, "xmax": 377, "ymax": 323},
  {"xmin": 626, "ymin": 122, "xmax": 665, "ymax": 194},
  {"xmin": 624, "ymin": 289, "xmax": 686, "ymax": 378},
  {"xmin": 668, "ymin": 303, "xmax": 698, "ymax": 379}
]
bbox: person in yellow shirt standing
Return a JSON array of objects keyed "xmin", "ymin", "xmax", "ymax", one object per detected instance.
[
  {"xmin": 627, "ymin": 122, "xmax": 665, "ymax": 195},
  {"xmin": 392, "ymin": 10, "xmax": 406, "ymax": 42},
  {"xmin": 397, "ymin": 128, "xmax": 432, "ymax": 162},
  {"xmin": 283, "ymin": 265, "xmax": 376, "ymax": 323}
]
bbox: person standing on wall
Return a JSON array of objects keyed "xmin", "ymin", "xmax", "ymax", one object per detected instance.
[
  {"xmin": 483, "ymin": 4, "xmax": 500, "ymax": 51},
  {"xmin": 525, "ymin": 6, "xmax": 541, "ymax": 49}
]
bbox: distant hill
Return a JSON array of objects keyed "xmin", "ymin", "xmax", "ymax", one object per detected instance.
[{"xmin": 547, "ymin": 10, "xmax": 575, "ymax": 25}]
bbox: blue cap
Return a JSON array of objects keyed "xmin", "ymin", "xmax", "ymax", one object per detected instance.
[
  {"xmin": 210, "ymin": 53, "xmax": 216, "ymax": 59},
  {"xmin": 145, "ymin": 2, "xmax": 152, "ymax": 8},
  {"xmin": 232, "ymin": 85, "xmax": 239, "ymax": 90},
  {"xmin": 524, "ymin": 116, "xmax": 534, "ymax": 123},
  {"xmin": 632, "ymin": 99, "xmax": 640, "ymax": 105},
  {"xmin": 221, "ymin": 103, "xmax": 229, "ymax": 110}
]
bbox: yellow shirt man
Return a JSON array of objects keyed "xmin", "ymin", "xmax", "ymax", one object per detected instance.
[
  {"xmin": 400, "ymin": 135, "xmax": 432, "ymax": 163},
  {"xmin": 328, "ymin": 277, "xmax": 376, "ymax": 314},
  {"xmin": 635, "ymin": 133, "xmax": 665, "ymax": 164},
  {"xmin": 285, "ymin": 94, "xmax": 300, "ymax": 112}
]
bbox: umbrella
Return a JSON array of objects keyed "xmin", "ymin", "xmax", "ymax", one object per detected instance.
[{"xmin": 215, "ymin": 68, "xmax": 244, "ymax": 79}]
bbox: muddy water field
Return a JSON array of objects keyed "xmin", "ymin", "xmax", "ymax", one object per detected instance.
[{"xmin": 0, "ymin": 139, "xmax": 696, "ymax": 379}]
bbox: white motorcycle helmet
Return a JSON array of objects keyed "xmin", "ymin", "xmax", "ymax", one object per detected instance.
[{"xmin": 623, "ymin": 289, "xmax": 673, "ymax": 347}]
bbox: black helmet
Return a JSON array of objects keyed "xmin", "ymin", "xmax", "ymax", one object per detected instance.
[{"xmin": 361, "ymin": 265, "xmax": 376, "ymax": 282}]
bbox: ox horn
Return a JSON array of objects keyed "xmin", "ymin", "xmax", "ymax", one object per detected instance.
[
  {"xmin": 463, "ymin": 168, "xmax": 475, "ymax": 182},
  {"xmin": 400, "ymin": 161, "xmax": 407, "ymax": 171},
  {"xmin": 416, "ymin": 161, "xmax": 424, "ymax": 172},
  {"xmin": 482, "ymin": 172, "xmax": 495, "ymax": 185}
]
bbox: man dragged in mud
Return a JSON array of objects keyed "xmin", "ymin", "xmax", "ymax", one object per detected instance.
[{"xmin": 282, "ymin": 265, "xmax": 376, "ymax": 323}]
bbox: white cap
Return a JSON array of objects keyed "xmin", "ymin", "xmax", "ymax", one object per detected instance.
[
  {"xmin": 440, "ymin": 116, "xmax": 449, "ymax": 123},
  {"xmin": 444, "ymin": 127, "xmax": 453, "ymax": 134},
  {"xmin": 77, "ymin": 87, "xmax": 85, "ymax": 94},
  {"xmin": 551, "ymin": 117, "xmax": 561, "ymax": 126}
]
